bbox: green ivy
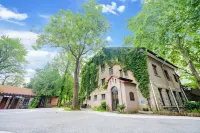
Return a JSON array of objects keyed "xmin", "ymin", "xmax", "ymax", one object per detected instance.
[{"xmin": 81, "ymin": 47, "xmax": 150, "ymax": 99}]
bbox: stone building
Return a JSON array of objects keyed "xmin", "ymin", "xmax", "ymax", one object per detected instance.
[{"xmin": 84, "ymin": 48, "xmax": 188, "ymax": 112}]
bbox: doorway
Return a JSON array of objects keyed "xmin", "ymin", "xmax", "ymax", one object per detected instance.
[
  {"xmin": 0, "ymin": 97, "xmax": 8, "ymax": 109},
  {"xmin": 111, "ymin": 87, "xmax": 119, "ymax": 111}
]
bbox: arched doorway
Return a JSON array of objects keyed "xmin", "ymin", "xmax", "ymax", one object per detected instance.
[{"xmin": 111, "ymin": 87, "xmax": 119, "ymax": 111}]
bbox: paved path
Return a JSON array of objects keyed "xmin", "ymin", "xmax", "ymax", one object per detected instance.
[{"xmin": 0, "ymin": 108, "xmax": 200, "ymax": 133}]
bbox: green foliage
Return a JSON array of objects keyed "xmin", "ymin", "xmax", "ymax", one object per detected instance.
[
  {"xmin": 93, "ymin": 101, "xmax": 107, "ymax": 112},
  {"xmin": 186, "ymin": 109, "xmax": 200, "ymax": 113},
  {"xmin": 103, "ymin": 82, "xmax": 108, "ymax": 89},
  {"xmin": 30, "ymin": 64, "xmax": 62, "ymax": 96},
  {"xmin": 81, "ymin": 47, "xmax": 150, "ymax": 99},
  {"xmin": 0, "ymin": 36, "xmax": 27, "ymax": 86},
  {"xmin": 117, "ymin": 104, "xmax": 126, "ymax": 113},
  {"xmin": 101, "ymin": 101, "xmax": 106, "ymax": 110},
  {"xmin": 126, "ymin": 0, "xmax": 200, "ymax": 88},
  {"xmin": 30, "ymin": 96, "xmax": 41, "ymax": 108},
  {"xmin": 143, "ymin": 108, "xmax": 149, "ymax": 111},
  {"xmin": 184, "ymin": 101, "xmax": 200, "ymax": 110}
]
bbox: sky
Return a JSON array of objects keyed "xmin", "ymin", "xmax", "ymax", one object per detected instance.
[{"xmin": 0, "ymin": 0, "xmax": 142, "ymax": 83}]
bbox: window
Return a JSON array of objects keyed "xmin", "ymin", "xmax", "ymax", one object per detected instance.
[
  {"xmin": 101, "ymin": 78, "xmax": 105, "ymax": 86},
  {"xmin": 23, "ymin": 99, "xmax": 29, "ymax": 105},
  {"xmin": 88, "ymin": 96, "xmax": 91, "ymax": 100},
  {"xmin": 129, "ymin": 92, "xmax": 135, "ymax": 101},
  {"xmin": 47, "ymin": 98, "xmax": 51, "ymax": 104},
  {"xmin": 101, "ymin": 64, "xmax": 105, "ymax": 73},
  {"xmin": 158, "ymin": 88, "xmax": 165, "ymax": 106},
  {"xmin": 124, "ymin": 71, "xmax": 128, "ymax": 76},
  {"xmin": 152, "ymin": 64, "xmax": 158, "ymax": 76},
  {"xmin": 101, "ymin": 94, "xmax": 105, "ymax": 100},
  {"xmin": 173, "ymin": 74, "xmax": 178, "ymax": 82},
  {"xmin": 164, "ymin": 70, "xmax": 171, "ymax": 81},
  {"xmin": 109, "ymin": 67, "xmax": 113, "ymax": 75},
  {"xmin": 119, "ymin": 69, "xmax": 123, "ymax": 77},
  {"xmin": 178, "ymin": 92, "xmax": 184, "ymax": 105},
  {"xmin": 94, "ymin": 95, "xmax": 97, "ymax": 101},
  {"xmin": 115, "ymin": 79, "xmax": 116, "ymax": 83},
  {"xmin": 166, "ymin": 90, "xmax": 172, "ymax": 106},
  {"xmin": 173, "ymin": 91, "xmax": 179, "ymax": 106}
]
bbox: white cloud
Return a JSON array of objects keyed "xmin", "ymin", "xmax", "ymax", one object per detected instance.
[
  {"xmin": 24, "ymin": 69, "xmax": 36, "ymax": 83},
  {"xmin": 0, "ymin": 29, "xmax": 38, "ymax": 49},
  {"xmin": 106, "ymin": 36, "xmax": 112, "ymax": 42},
  {"xmin": 119, "ymin": 0, "xmax": 126, "ymax": 2},
  {"xmin": 38, "ymin": 13, "xmax": 50, "ymax": 19},
  {"xmin": 26, "ymin": 50, "xmax": 57, "ymax": 69},
  {"xmin": 24, "ymin": 50, "xmax": 58, "ymax": 82},
  {"xmin": 132, "ymin": 0, "xmax": 137, "ymax": 2},
  {"xmin": 100, "ymin": 2, "xmax": 126, "ymax": 15},
  {"xmin": 0, "ymin": 4, "xmax": 28, "ymax": 25},
  {"xmin": 117, "ymin": 5, "xmax": 125, "ymax": 13},
  {"xmin": 101, "ymin": 2, "xmax": 117, "ymax": 15},
  {"xmin": 2, "ymin": 19, "xmax": 25, "ymax": 26}
]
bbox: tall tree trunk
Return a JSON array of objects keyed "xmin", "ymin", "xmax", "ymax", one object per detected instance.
[
  {"xmin": 184, "ymin": 56, "xmax": 200, "ymax": 89},
  {"xmin": 72, "ymin": 58, "xmax": 80, "ymax": 109},
  {"xmin": 177, "ymin": 37, "xmax": 200, "ymax": 89}
]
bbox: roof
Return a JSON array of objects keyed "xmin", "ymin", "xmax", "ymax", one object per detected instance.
[
  {"xmin": 0, "ymin": 85, "xmax": 35, "ymax": 96},
  {"xmin": 103, "ymin": 47, "xmax": 178, "ymax": 68},
  {"xmin": 107, "ymin": 75, "xmax": 136, "ymax": 85},
  {"xmin": 144, "ymin": 48, "xmax": 178, "ymax": 68}
]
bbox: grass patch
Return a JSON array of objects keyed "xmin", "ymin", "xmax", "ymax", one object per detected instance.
[
  {"xmin": 153, "ymin": 111, "xmax": 200, "ymax": 117},
  {"xmin": 64, "ymin": 107, "xmax": 73, "ymax": 111},
  {"xmin": 93, "ymin": 106, "xmax": 106, "ymax": 112}
]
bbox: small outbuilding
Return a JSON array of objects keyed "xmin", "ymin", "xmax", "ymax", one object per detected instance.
[{"xmin": 0, "ymin": 85, "xmax": 35, "ymax": 109}]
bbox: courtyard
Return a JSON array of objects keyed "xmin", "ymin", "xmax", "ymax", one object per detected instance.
[{"xmin": 0, "ymin": 108, "xmax": 199, "ymax": 133}]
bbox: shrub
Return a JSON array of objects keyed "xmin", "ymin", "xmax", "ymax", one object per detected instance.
[
  {"xmin": 93, "ymin": 102, "xmax": 107, "ymax": 112},
  {"xmin": 143, "ymin": 108, "xmax": 149, "ymax": 111},
  {"xmin": 186, "ymin": 109, "xmax": 200, "ymax": 113},
  {"xmin": 184, "ymin": 101, "xmax": 200, "ymax": 110},
  {"xmin": 117, "ymin": 104, "xmax": 126, "ymax": 113},
  {"xmin": 101, "ymin": 101, "xmax": 106, "ymax": 110},
  {"xmin": 30, "ymin": 96, "xmax": 41, "ymax": 108}
]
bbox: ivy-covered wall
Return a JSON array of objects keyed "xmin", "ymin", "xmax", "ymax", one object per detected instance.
[{"xmin": 80, "ymin": 47, "xmax": 150, "ymax": 99}]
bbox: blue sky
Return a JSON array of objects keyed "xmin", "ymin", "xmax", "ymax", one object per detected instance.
[{"xmin": 0, "ymin": 0, "xmax": 142, "ymax": 82}]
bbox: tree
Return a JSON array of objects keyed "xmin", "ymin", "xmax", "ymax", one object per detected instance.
[
  {"xmin": 53, "ymin": 53, "xmax": 74, "ymax": 106},
  {"xmin": 0, "ymin": 36, "xmax": 27, "ymax": 86},
  {"xmin": 34, "ymin": 0, "xmax": 109, "ymax": 109},
  {"xmin": 2, "ymin": 73, "xmax": 24, "ymax": 87},
  {"xmin": 125, "ymin": 0, "xmax": 200, "ymax": 88},
  {"xmin": 30, "ymin": 64, "xmax": 62, "ymax": 96}
]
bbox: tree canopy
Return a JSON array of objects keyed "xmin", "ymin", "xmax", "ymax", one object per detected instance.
[
  {"xmin": 30, "ymin": 64, "xmax": 62, "ymax": 96},
  {"xmin": 0, "ymin": 36, "xmax": 27, "ymax": 86},
  {"xmin": 125, "ymin": 0, "xmax": 200, "ymax": 88},
  {"xmin": 34, "ymin": 0, "xmax": 110, "ymax": 108}
]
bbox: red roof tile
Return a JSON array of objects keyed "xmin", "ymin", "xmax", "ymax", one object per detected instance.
[{"xmin": 0, "ymin": 85, "xmax": 35, "ymax": 96}]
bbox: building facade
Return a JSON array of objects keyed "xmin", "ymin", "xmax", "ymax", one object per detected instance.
[
  {"xmin": 0, "ymin": 85, "xmax": 35, "ymax": 109},
  {"xmin": 84, "ymin": 49, "xmax": 188, "ymax": 112},
  {"xmin": 0, "ymin": 85, "xmax": 59, "ymax": 109}
]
